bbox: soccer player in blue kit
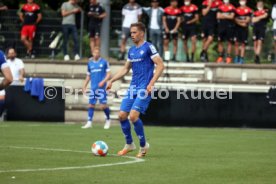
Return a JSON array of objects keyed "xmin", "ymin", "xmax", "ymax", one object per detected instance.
[
  {"xmin": 106, "ymin": 22, "xmax": 164, "ymax": 158},
  {"xmin": 82, "ymin": 47, "xmax": 111, "ymax": 129},
  {"xmin": 0, "ymin": 50, "xmax": 13, "ymax": 90}
]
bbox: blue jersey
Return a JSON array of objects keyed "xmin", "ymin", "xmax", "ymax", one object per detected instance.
[
  {"xmin": 87, "ymin": 58, "xmax": 110, "ymax": 90},
  {"xmin": 127, "ymin": 41, "xmax": 159, "ymax": 91},
  {"xmin": 0, "ymin": 50, "xmax": 8, "ymax": 70}
]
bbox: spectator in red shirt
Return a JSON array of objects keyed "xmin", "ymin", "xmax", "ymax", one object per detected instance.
[
  {"xmin": 19, "ymin": 0, "xmax": 42, "ymax": 59},
  {"xmin": 234, "ymin": 0, "xmax": 252, "ymax": 64},
  {"xmin": 163, "ymin": 0, "xmax": 181, "ymax": 61},
  {"xmin": 180, "ymin": 0, "xmax": 199, "ymax": 62},
  {"xmin": 252, "ymin": 1, "xmax": 268, "ymax": 64}
]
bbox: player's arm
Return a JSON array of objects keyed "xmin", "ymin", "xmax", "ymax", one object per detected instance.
[
  {"xmin": 172, "ymin": 15, "xmax": 181, "ymax": 32},
  {"xmin": 188, "ymin": 13, "xmax": 199, "ymax": 24},
  {"xmin": 98, "ymin": 11, "xmax": 107, "ymax": 19},
  {"xmin": 162, "ymin": 15, "xmax": 169, "ymax": 33},
  {"xmin": 202, "ymin": 1, "xmax": 212, "ymax": 16},
  {"xmin": 0, "ymin": 67, "xmax": 13, "ymax": 90},
  {"xmin": 82, "ymin": 75, "xmax": 91, "ymax": 94},
  {"xmin": 146, "ymin": 56, "xmax": 164, "ymax": 94},
  {"xmin": 36, "ymin": 12, "xmax": 42, "ymax": 24},
  {"xmin": 106, "ymin": 61, "xmax": 131, "ymax": 90},
  {"xmin": 19, "ymin": 11, "xmax": 24, "ymax": 23},
  {"xmin": 252, "ymin": 12, "xmax": 268, "ymax": 23},
  {"xmin": 138, "ymin": 7, "xmax": 142, "ymax": 21}
]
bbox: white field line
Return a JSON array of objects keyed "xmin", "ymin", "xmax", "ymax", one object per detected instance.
[{"xmin": 0, "ymin": 146, "xmax": 145, "ymax": 173}]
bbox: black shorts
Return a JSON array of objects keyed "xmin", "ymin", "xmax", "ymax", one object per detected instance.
[
  {"xmin": 201, "ymin": 25, "xmax": 215, "ymax": 39},
  {"xmin": 253, "ymin": 27, "xmax": 266, "ymax": 41},
  {"xmin": 218, "ymin": 26, "xmax": 234, "ymax": 42},
  {"xmin": 163, "ymin": 31, "xmax": 178, "ymax": 40},
  {"xmin": 89, "ymin": 26, "xmax": 101, "ymax": 38},
  {"xmin": 182, "ymin": 27, "xmax": 197, "ymax": 40},
  {"xmin": 234, "ymin": 26, "xmax": 248, "ymax": 44}
]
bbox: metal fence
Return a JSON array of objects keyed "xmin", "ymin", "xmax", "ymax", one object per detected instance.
[{"xmin": 0, "ymin": 9, "xmax": 275, "ymax": 62}]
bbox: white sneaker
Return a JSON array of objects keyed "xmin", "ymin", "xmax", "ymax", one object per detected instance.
[
  {"xmin": 74, "ymin": 54, "xmax": 80, "ymax": 61},
  {"xmin": 117, "ymin": 143, "xmax": 136, "ymax": 156},
  {"xmin": 64, "ymin": 55, "xmax": 70, "ymax": 61},
  {"xmin": 81, "ymin": 121, "xmax": 92, "ymax": 129},
  {"xmin": 104, "ymin": 119, "xmax": 111, "ymax": 129}
]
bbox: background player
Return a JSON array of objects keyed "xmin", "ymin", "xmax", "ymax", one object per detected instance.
[
  {"xmin": 252, "ymin": 1, "xmax": 268, "ymax": 64},
  {"xmin": 234, "ymin": 0, "xmax": 252, "ymax": 64},
  {"xmin": 106, "ymin": 22, "xmax": 164, "ymax": 158},
  {"xmin": 82, "ymin": 47, "xmax": 111, "ymax": 129},
  {"xmin": 200, "ymin": 0, "xmax": 222, "ymax": 62},
  {"xmin": 216, "ymin": 0, "xmax": 235, "ymax": 64},
  {"xmin": 0, "ymin": 50, "xmax": 13, "ymax": 90},
  {"xmin": 163, "ymin": 0, "xmax": 181, "ymax": 61},
  {"xmin": 181, "ymin": 0, "xmax": 199, "ymax": 63},
  {"xmin": 19, "ymin": 0, "xmax": 42, "ymax": 59}
]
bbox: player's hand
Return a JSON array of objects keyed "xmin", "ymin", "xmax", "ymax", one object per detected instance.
[
  {"xmin": 106, "ymin": 81, "xmax": 112, "ymax": 91},
  {"xmin": 82, "ymin": 87, "xmax": 87, "ymax": 94},
  {"xmin": 98, "ymin": 81, "xmax": 105, "ymax": 88},
  {"xmin": 146, "ymin": 84, "xmax": 154, "ymax": 94},
  {"xmin": 165, "ymin": 28, "xmax": 169, "ymax": 33},
  {"xmin": 19, "ymin": 77, "xmax": 24, "ymax": 83}
]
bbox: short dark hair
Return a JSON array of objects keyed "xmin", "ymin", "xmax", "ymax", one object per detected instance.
[{"xmin": 130, "ymin": 22, "xmax": 146, "ymax": 33}]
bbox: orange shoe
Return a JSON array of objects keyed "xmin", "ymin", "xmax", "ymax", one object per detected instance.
[
  {"xmin": 136, "ymin": 142, "xmax": 150, "ymax": 158},
  {"xmin": 226, "ymin": 57, "xmax": 232, "ymax": 64},
  {"xmin": 117, "ymin": 143, "xmax": 136, "ymax": 156},
  {"xmin": 216, "ymin": 57, "xmax": 223, "ymax": 63}
]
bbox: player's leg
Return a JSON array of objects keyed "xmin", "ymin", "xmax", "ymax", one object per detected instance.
[
  {"xmin": 182, "ymin": 34, "xmax": 189, "ymax": 62},
  {"xmin": 82, "ymin": 90, "xmax": 97, "ymax": 129},
  {"xmin": 95, "ymin": 27, "xmax": 101, "ymax": 48},
  {"xmin": 239, "ymin": 30, "xmax": 248, "ymax": 64},
  {"xmin": 191, "ymin": 34, "xmax": 197, "ymax": 63},
  {"xmin": 172, "ymin": 33, "xmax": 178, "ymax": 61},
  {"xmin": 117, "ymin": 93, "xmax": 136, "ymax": 156},
  {"xmin": 28, "ymin": 25, "xmax": 36, "ymax": 59},
  {"xmin": 89, "ymin": 28, "xmax": 96, "ymax": 56},
  {"xmin": 21, "ymin": 26, "xmax": 31, "ymax": 57},
  {"xmin": 99, "ymin": 91, "xmax": 111, "ymax": 129},
  {"xmin": 82, "ymin": 103, "xmax": 95, "ymax": 129},
  {"xmin": 163, "ymin": 33, "xmax": 170, "ymax": 60},
  {"xmin": 216, "ymin": 30, "xmax": 224, "ymax": 63},
  {"xmin": 226, "ymin": 40, "xmax": 233, "ymax": 64},
  {"xmin": 119, "ymin": 28, "xmax": 129, "ymax": 60},
  {"xmin": 130, "ymin": 93, "xmax": 151, "ymax": 158}
]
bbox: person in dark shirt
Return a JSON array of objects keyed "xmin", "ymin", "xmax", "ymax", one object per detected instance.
[
  {"xmin": 234, "ymin": 0, "xmax": 252, "ymax": 64},
  {"xmin": 87, "ymin": 0, "xmax": 106, "ymax": 56},
  {"xmin": 163, "ymin": 0, "xmax": 181, "ymax": 61},
  {"xmin": 181, "ymin": 0, "xmax": 199, "ymax": 62},
  {"xmin": 19, "ymin": 0, "xmax": 42, "ymax": 59},
  {"xmin": 200, "ymin": 0, "xmax": 222, "ymax": 62},
  {"xmin": 216, "ymin": 0, "xmax": 235, "ymax": 64},
  {"xmin": 252, "ymin": 1, "xmax": 268, "ymax": 64}
]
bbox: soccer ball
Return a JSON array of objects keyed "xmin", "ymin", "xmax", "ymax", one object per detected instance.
[{"xmin": 91, "ymin": 141, "xmax": 108, "ymax": 156}]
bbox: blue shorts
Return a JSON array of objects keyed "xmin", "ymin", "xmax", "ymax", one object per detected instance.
[
  {"xmin": 120, "ymin": 90, "xmax": 152, "ymax": 114},
  {"xmin": 89, "ymin": 89, "xmax": 107, "ymax": 105}
]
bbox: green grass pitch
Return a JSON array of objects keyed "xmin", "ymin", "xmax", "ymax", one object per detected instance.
[{"xmin": 0, "ymin": 122, "xmax": 276, "ymax": 184}]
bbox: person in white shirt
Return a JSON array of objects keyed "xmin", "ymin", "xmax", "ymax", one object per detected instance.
[
  {"xmin": 119, "ymin": 0, "xmax": 142, "ymax": 61},
  {"xmin": 272, "ymin": 4, "xmax": 276, "ymax": 63},
  {"xmin": 143, "ymin": 0, "xmax": 164, "ymax": 57},
  {"xmin": 6, "ymin": 48, "xmax": 25, "ymax": 85}
]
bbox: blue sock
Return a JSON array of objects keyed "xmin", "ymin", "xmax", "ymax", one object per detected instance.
[
  {"xmin": 103, "ymin": 107, "xmax": 110, "ymax": 120},
  {"xmin": 120, "ymin": 119, "xmax": 133, "ymax": 144},
  {"xmin": 88, "ymin": 107, "xmax": 94, "ymax": 121},
  {"xmin": 133, "ymin": 119, "xmax": 146, "ymax": 147}
]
